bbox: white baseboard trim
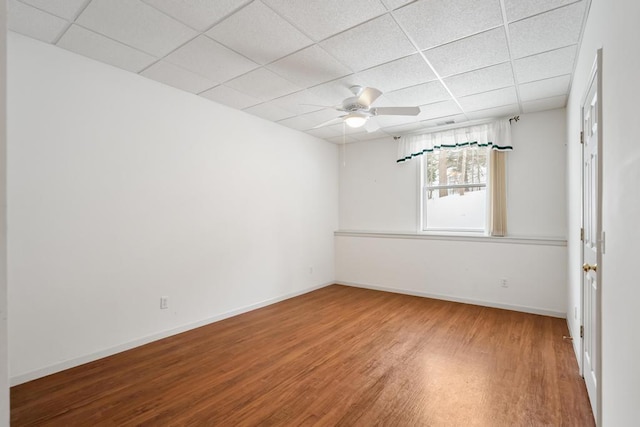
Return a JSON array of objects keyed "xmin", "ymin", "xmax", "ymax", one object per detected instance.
[
  {"xmin": 566, "ymin": 318, "xmax": 583, "ymax": 373},
  {"xmin": 337, "ymin": 281, "xmax": 566, "ymax": 319},
  {"xmin": 10, "ymin": 282, "xmax": 332, "ymax": 386}
]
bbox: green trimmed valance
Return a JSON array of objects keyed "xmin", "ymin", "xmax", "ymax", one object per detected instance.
[{"xmin": 396, "ymin": 119, "xmax": 513, "ymax": 163}]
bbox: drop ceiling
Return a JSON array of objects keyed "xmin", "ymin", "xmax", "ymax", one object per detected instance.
[{"xmin": 8, "ymin": 0, "xmax": 588, "ymax": 144}]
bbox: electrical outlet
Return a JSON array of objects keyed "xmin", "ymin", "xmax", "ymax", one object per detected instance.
[
  {"xmin": 501, "ymin": 278, "xmax": 508, "ymax": 288},
  {"xmin": 309, "ymin": 266, "xmax": 313, "ymax": 274},
  {"xmin": 160, "ymin": 296, "xmax": 168, "ymax": 310}
]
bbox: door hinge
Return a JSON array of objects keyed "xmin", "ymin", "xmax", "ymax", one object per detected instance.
[
  {"xmin": 580, "ymin": 131, "xmax": 584, "ymax": 144},
  {"xmin": 580, "ymin": 325, "xmax": 584, "ymax": 339},
  {"xmin": 580, "ymin": 227, "xmax": 584, "ymax": 242}
]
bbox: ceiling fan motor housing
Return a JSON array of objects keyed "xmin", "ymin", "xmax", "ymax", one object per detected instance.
[{"xmin": 342, "ymin": 98, "xmax": 370, "ymax": 113}]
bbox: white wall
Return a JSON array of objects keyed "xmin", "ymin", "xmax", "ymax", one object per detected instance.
[
  {"xmin": 566, "ymin": 0, "xmax": 640, "ymax": 424},
  {"xmin": 7, "ymin": 33, "xmax": 338, "ymax": 383},
  {"xmin": 337, "ymin": 109, "xmax": 568, "ymax": 316},
  {"xmin": 508, "ymin": 109, "xmax": 567, "ymax": 238},
  {"xmin": 0, "ymin": 1, "xmax": 9, "ymax": 425},
  {"xmin": 339, "ymin": 138, "xmax": 418, "ymax": 232},
  {"xmin": 336, "ymin": 234, "xmax": 567, "ymax": 316}
]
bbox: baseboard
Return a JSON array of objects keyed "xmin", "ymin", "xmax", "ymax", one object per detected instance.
[
  {"xmin": 566, "ymin": 317, "xmax": 583, "ymax": 372},
  {"xmin": 10, "ymin": 282, "xmax": 333, "ymax": 386},
  {"xmin": 337, "ymin": 281, "xmax": 566, "ymax": 318}
]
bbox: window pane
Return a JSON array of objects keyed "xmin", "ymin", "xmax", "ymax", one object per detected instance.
[
  {"xmin": 423, "ymin": 146, "xmax": 489, "ymax": 232},
  {"xmin": 425, "ymin": 147, "xmax": 488, "ymax": 186},
  {"xmin": 425, "ymin": 187, "xmax": 486, "ymax": 230}
]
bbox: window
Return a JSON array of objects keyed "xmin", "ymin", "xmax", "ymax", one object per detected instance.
[
  {"xmin": 421, "ymin": 146, "xmax": 489, "ymax": 232},
  {"xmin": 399, "ymin": 120, "xmax": 511, "ymax": 235}
]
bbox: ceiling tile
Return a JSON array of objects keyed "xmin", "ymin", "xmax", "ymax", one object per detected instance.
[
  {"xmin": 505, "ymin": 0, "xmax": 579, "ymax": 23},
  {"xmin": 513, "ymin": 45, "xmax": 577, "ymax": 83},
  {"xmin": 164, "ymin": 35, "xmax": 258, "ymax": 84},
  {"xmin": 393, "ymin": 0, "xmax": 503, "ymax": 50},
  {"xmin": 296, "ymin": 108, "xmax": 344, "ymax": 128},
  {"xmin": 305, "ymin": 126, "xmax": 343, "ymax": 139},
  {"xmin": 226, "ymin": 67, "xmax": 300, "ymax": 101},
  {"xmin": 424, "ymin": 28, "xmax": 510, "ymax": 77},
  {"xmin": 519, "ymin": 74, "xmax": 571, "ymax": 102},
  {"xmin": 261, "ymin": 0, "xmax": 388, "ymax": 41},
  {"xmin": 509, "ymin": 2, "xmax": 586, "ymax": 58},
  {"xmin": 58, "ymin": 25, "xmax": 157, "ymax": 73},
  {"xmin": 444, "ymin": 62, "xmax": 514, "ymax": 97},
  {"xmin": 307, "ymin": 74, "xmax": 364, "ymax": 104},
  {"xmin": 357, "ymin": 54, "xmax": 437, "ymax": 93},
  {"xmin": 465, "ymin": 104, "xmax": 520, "ymax": 120},
  {"xmin": 267, "ymin": 45, "xmax": 352, "ymax": 87},
  {"xmin": 141, "ymin": 60, "xmax": 217, "ymax": 93},
  {"xmin": 267, "ymin": 45, "xmax": 351, "ymax": 87},
  {"xmin": 270, "ymin": 90, "xmax": 329, "ymax": 116},
  {"xmin": 382, "ymin": 121, "xmax": 426, "ymax": 135},
  {"xmin": 76, "ymin": 0, "xmax": 198, "ymax": 57},
  {"xmin": 420, "ymin": 113, "xmax": 468, "ymax": 129},
  {"xmin": 327, "ymin": 135, "xmax": 359, "ymax": 144},
  {"xmin": 320, "ymin": 14, "xmax": 416, "ymax": 72},
  {"xmin": 8, "ymin": 0, "xmax": 68, "ymax": 43},
  {"xmin": 18, "ymin": 0, "xmax": 88, "ymax": 20},
  {"xmin": 200, "ymin": 85, "xmax": 262, "ymax": 109},
  {"xmin": 277, "ymin": 115, "xmax": 316, "ymax": 131},
  {"xmin": 458, "ymin": 86, "xmax": 518, "ymax": 112},
  {"xmin": 381, "ymin": 0, "xmax": 415, "ymax": 11},
  {"xmin": 385, "ymin": 81, "xmax": 451, "ymax": 106},
  {"xmin": 350, "ymin": 130, "xmax": 391, "ymax": 141},
  {"xmin": 141, "ymin": 0, "xmax": 252, "ymax": 31},
  {"xmin": 374, "ymin": 113, "xmax": 422, "ymax": 128},
  {"xmin": 417, "ymin": 100, "xmax": 463, "ymax": 121},
  {"xmin": 206, "ymin": 1, "xmax": 312, "ymax": 65},
  {"xmin": 522, "ymin": 95, "xmax": 567, "ymax": 113},
  {"xmin": 243, "ymin": 102, "xmax": 295, "ymax": 122}
]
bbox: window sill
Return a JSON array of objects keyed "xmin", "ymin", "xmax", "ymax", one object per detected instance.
[{"xmin": 334, "ymin": 230, "xmax": 567, "ymax": 247}]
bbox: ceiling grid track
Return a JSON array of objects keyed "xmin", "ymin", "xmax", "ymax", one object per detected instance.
[
  {"xmin": 499, "ymin": 0, "xmax": 523, "ymax": 114},
  {"xmin": 389, "ymin": 11, "xmax": 470, "ymax": 122}
]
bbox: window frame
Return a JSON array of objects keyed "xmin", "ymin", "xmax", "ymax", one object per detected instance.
[{"xmin": 419, "ymin": 147, "xmax": 491, "ymax": 234}]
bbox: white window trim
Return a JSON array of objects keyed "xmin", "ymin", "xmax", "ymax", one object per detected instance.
[{"xmin": 418, "ymin": 147, "xmax": 491, "ymax": 236}]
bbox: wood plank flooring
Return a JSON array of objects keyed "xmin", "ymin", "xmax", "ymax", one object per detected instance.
[{"xmin": 11, "ymin": 285, "xmax": 594, "ymax": 426}]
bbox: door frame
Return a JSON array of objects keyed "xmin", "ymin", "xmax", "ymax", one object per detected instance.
[{"xmin": 580, "ymin": 48, "xmax": 603, "ymax": 426}]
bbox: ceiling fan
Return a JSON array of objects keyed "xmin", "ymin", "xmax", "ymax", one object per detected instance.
[{"xmin": 313, "ymin": 85, "xmax": 421, "ymax": 132}]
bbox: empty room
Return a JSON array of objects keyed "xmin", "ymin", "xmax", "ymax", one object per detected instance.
[{"xmin": 0, "ymin": 0, "xmax": 639, "ymax": 425}]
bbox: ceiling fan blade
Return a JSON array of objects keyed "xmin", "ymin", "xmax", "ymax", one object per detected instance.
[
  {"xmin": 364, "ymin": 119, "xmax": 380, "ymax": 133},
  {"xmin": 356, "ymin": 87, "xmax": 382, "ymax": 107},
  {"xmin": 373, "ymin": 106, "xmax": 421, "ymax": 116},
  {"xmin": 312, "ymin": 117, "xmax": 343, "ymax": 129}
]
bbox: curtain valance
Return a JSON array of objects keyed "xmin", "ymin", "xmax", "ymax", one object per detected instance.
[{"xmin": 396, "ymin": 119, "xmax": 513, "ymax": 163}]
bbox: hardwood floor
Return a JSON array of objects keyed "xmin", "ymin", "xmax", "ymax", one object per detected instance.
[{"xmin": 11, "ymin": 285, "xmax": 594, "ymax": 426}]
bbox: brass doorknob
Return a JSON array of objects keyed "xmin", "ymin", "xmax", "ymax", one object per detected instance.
[{"xmin": 582, "ymin": 263, "xmax": 598, "ymax": 272}]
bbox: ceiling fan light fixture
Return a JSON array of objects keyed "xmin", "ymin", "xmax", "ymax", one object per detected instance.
[{"xmin": 344, "ymin": 113, "xmax": 368, "ymax": 128}]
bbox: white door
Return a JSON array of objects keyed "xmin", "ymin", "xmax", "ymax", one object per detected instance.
[{"xmin": 581, "ymin": 49, "xmax": 602, "ymax": 424}]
